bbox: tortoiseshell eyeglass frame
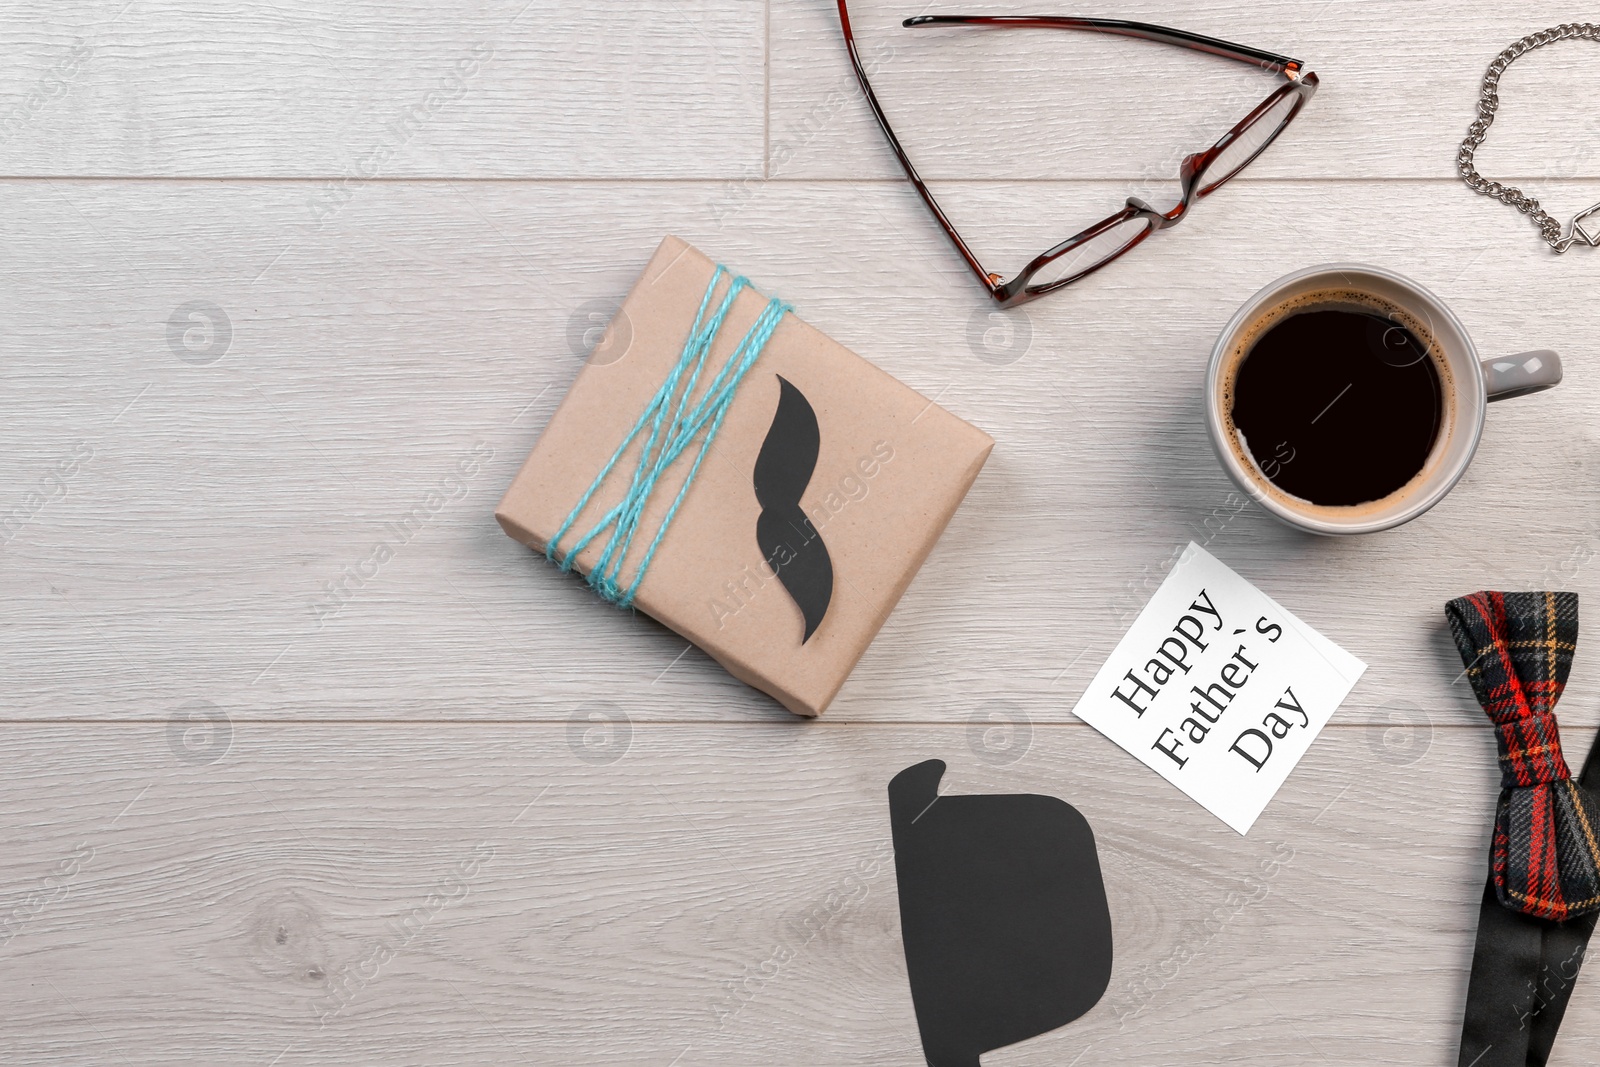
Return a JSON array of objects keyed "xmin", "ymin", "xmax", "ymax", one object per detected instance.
[{"xmin": 835, "ymin": 4, "xmax": 1319, "ymax": 306}]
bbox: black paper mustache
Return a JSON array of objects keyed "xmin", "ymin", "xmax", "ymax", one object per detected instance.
[
  {"xmin": 753, "ymin": 375, "xmax": 833, "ymax": 643},
  {"xmin": 888, "ymin": 760, "xmax": 1113, "ymax": 1067}
]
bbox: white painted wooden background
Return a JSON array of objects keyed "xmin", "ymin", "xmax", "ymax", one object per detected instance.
[{"xmin": 4, "ymin": 1, "xmax": 1600, "ymax": 1064}]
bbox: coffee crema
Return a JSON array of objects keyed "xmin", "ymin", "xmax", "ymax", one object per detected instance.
[{"xmin": 1221, "ymin": 289, "xmax": 1454, "ymax": 511}]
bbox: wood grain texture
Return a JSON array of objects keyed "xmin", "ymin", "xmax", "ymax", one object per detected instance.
[
  {"xmin": 773, "ymin": 0, "xmax": 1600, "ymax": 183},
  {"xmin": 0, "ymin": 0, "xmax": 766, "ymax": 178},
  {"xmin": 2, "ymin": 179, "xmax": 1599, "ymax": 725},
  {"xmin": 5, "ymin": 1, "xmax": 1600, "ymax": 1063},
  {"xmin": 1, "ymin": 722, "xmax": 1586, "ymax": 1066}
]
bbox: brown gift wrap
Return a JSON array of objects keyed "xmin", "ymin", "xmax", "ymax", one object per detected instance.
[{"xmin": 495, "ymin": 237, "xmax": 993, "ymax": 716}]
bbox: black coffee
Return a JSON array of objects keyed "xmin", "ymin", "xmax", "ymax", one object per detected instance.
[{"xmin": 1229, "ymin": 299, "xmax": 1444, "ymax": 507}]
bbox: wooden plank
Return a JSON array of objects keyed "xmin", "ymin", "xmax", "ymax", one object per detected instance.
[
  {"xmin": 772, "ymin": 0, "xmax": 1600, "ymax": 183},
  {"xmin": 1, "ymin": 177, "xmax": 1598, "ymax": 724},
  {"xmin": 0, "ymin": 0, "xmax": 765, "ymax": 178},
  {"xmin": 0, "ymin": 722, "xmax": 1586, "ymax": 1065}
]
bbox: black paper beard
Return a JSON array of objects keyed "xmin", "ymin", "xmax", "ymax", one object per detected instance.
[{"xmin": 888, "ymin": 760, "xmax": 1114, "ymax": 1067}]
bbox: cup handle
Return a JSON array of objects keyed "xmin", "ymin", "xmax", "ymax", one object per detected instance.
[{"xmin": 1483, "ymin": 350, "xmax": 1562, "ymax": 402}]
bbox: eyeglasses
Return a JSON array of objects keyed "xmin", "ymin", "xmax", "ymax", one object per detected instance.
[{"xmin": 835, "ymin": 4, "xmax": 1319, "ymax": 306}]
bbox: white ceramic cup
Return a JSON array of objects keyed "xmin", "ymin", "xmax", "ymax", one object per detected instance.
[{"xmin": 1205, "ymin": 263, "xmax": 1562, "ymax": 535}]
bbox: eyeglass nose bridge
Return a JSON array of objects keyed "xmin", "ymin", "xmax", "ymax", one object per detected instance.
[{"xmin": 1124, "ymin": 194, "xmax": 1186, "ymax": 229}]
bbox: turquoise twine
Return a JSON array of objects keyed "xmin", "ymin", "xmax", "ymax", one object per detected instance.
[{"xmin": 546, "ymin": 266, "xmax": 791, "ymax": 609}]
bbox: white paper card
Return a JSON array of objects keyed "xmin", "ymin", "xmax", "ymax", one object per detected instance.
[{"xmin": 1071, "ymin": 542, "xmax": 1366, "ymax": 834}]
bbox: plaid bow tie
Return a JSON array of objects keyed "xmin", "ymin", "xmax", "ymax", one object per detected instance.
[{"xmin": 1446, "ymin": 590, "xmax": 1600, "ymax": 921}]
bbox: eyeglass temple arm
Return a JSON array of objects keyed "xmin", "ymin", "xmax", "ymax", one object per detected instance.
[
  {"xmin": 905, "ymin": 15, "xmax": 1303, "ymax": 76},
  {"xmin": 836, "ymin": 1, "xmax": 1001, "ymax": 295}
]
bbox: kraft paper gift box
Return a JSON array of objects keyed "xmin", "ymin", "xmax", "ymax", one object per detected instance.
[{"xmin": 495, "ymin": 236, "xmax": 993, "ymax": 716}]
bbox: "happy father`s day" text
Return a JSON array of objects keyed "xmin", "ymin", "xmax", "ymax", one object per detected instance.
[{"xmin": 1106, "ymin": 588, "xmax": 1310, "ymax": 773}]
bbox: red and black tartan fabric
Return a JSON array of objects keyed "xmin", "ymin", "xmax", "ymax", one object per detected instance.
[{"xmin": 1446, "ymin": 590, "xmax": 1600, "ymax": 921}]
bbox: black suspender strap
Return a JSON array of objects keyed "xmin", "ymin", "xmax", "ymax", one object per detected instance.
[{"xmin": 1458, "ymin": 729, "xmax": 1600, "ymax": 1067}]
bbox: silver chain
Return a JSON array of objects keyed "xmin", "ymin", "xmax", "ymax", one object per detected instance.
[{"xmin": 1458, "ymin": 23, "xmax": 1600, "ymax": 252}]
